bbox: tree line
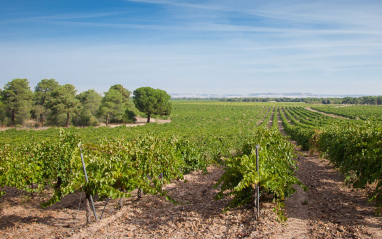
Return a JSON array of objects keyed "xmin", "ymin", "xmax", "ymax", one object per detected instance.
[
  {"xmin": 216, "ymin": 96, "xmax": 382, "ymax": 105},
  {"xmin": 0, "ymin": 78, "xmax": 171, "ymax": 127}
]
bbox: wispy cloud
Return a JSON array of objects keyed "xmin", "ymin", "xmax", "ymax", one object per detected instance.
[
  {"xmin": 125, "ymin": 0, "xmax": 382, "ymax": 28},
  {"xmin": 0, "ymin": 11, "xmax": 126, "ymax": 25},
  {"xmin": 30, "ymin": 20, "xmax": 382, "ymax": 38},
  {"xmin": 125, "ymin": 0, "xmax": 226, "ymax": 11}
]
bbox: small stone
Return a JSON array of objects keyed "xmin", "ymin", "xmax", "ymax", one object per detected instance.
[
  {"xmin": 127, "ymin": 231, "xmax": 134, "ymax": 237},
  {"xmin": 338, "ymin": 225, "xmax": 345, "ymax": 232}
]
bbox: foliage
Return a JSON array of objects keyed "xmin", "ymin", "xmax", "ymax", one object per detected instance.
[
  {"xmin": 33, "ymin": 79, "xmax": 59, "ymax": 126},
  {"xmin": 1, "ymin": 78, "xmax": 33, "ymax": 126},
  {"xmin": 176, "ymin": 137, "xmax": 210, "ymax": 174},
  {"xmin": 98, "ymin": 85, "xmax": 131, "ymax": 126},
  {"xmin": 0, "ymin": 100, "xmax": 6, "ymax": 126},
  {"xmin": 215, "ymin": 127, "xmax": 304, "ymax": 213},
  {"xmin": 315, "ymin": 122, "xmax": 382, "ymax": 211},
  {"xmin": 109, "ymin": 84, "xmax": 131, "ymax": 105},
  {"xmin": 74, "ymin": 89, "xmax": 102, "ymax": 126},
  {"xmin": 0, "ymin": 130, "xmax": 185, "ymax": 206},
  {"xmin": 46, "ymin": 84, "xmax": 81, "ymax": 127}
]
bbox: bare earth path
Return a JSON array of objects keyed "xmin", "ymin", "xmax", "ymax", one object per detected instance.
[
  {"xmin": 0, "ymin": 117, "xmax": 171, "ymax": 131},
  {"xmin": 305, "ymin": 107, "xmax": 349, "ymax": 120}
]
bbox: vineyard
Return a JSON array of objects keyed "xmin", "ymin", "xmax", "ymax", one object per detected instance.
[{"xmin": 1, "ymin": 101, "xmax": 382, "ymax": 238}]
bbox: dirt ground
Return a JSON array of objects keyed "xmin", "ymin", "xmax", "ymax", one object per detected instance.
[
  {"xmin": 1, "ymin": 113, "xmax": 381, "ymax": 238},
  {"xmin": 0, "ymin": 117, "xmax": 170, "ymax": 131}
]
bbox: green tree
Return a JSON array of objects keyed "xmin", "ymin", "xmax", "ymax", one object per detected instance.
[
  {"xmin": 74, "ymin": 89, "xmax": 102, "ymax": 126},
  {"xmin": 133, "ymin": 87, "xmax": 172, "ymax": 123},
  {"xmin": 110, "ymin": 84, "xmax": 134, "ymax": 123},
  {"xmin": 369, "ymin": 97, "xmax": 377, "ymax": 105},
  {"xmin": 47, "ymin": 84, "xmax": 81, "ymax": 127},
  {"xmin": 352, "ymin": 97, "xmax": 360, "ymax": 105},
  {"xmin": 98, "ymin": 89, "xmax": 124, "ymax": 126},
  {"xmin": 1, "ymin": 78, "xmax": 33, "ymax": 126},
  {"xmin": 34, "ymin": 79, "xmax": 59, "ymax": 126},
  {"xmin": 98, "ymin": 85, "xmax": 131, "ymax": 126},
  {"xmin": 0, "ymin": 99, "xmax": 5, "ymax": 126},
  {"xmin": 322, "ymin": 99, "xmax": 331, "ymax": 104},
  {"xmin": 377, "ymin": 96, "xmax": 382, "ymax": 105},
  {"xmin": 110, "ymin": 84, "xmax": 131, "ymax": 107}
]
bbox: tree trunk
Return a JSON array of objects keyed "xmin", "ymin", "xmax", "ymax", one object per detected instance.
[
  {"xmin": 12, "ymin": 109, "xmax": 15, "ymax": 126},
  {"xmin": 147, "ymin": 114, "xmax": 151, "ymax": 123},
  {"xmin": 40, "ymin": 113, "xmax": 44, "ymax": 126},
  {"xmin": 85, "ymin": 193, "xmax": 92, "ymax": 224},
  {"xmin": 55, "ymin": 176, "xmax": 62, "ymax": 189},
  {"xmin": 118, "ymin": 188, "xmax": 125, "ymax": 209},
  {"xmin": 31, "ymin": 183, "xmax": 35, "ymax": 199},
  {"xmin": 66, "ymin": 112, "xmax": 70, "ymax": 128},
  {"xmin": 106, "ymin": 115, "xmax": 109, "ymax": 126}
]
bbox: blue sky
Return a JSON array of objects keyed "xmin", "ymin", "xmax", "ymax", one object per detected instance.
[{"xmin": 0, "ymin": 0, "xmax": 382, "ymax": 96}]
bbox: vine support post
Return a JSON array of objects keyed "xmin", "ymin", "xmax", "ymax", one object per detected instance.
[
  {"xmin": 100, "ymin": 198, "xmax": 110, "ymax": 219},
  {"xmin": 254, "ymin": 145, "xmax": 260, "ymax": 222},
  {"xmin": 81, "ymin": 149, "xmax": 98, "ymax": 222},
  {"xmin": 161, "ymin": 172, "xmax": 164, "ymax": 187}
]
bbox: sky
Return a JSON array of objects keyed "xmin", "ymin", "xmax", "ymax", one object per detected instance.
[{"xmin": 0, "ymin": 0, "xmax": 382, "ymax": 96}]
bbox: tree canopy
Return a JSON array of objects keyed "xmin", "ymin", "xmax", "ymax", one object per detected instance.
[
  {"xmin": 133, "ymin": 87, "xmax": 172, "ymax": 123},
  {"xmin": 0, "ymin": 99, "xmax": 6, "ymax": 126},
  {"xmin": 110, "ymin": 84, "xmax": 131, "ymax": 105},
  {"xmin": 98, "ymin": 84, "xmax": 131, "ymax": 126},
  {"xmin": 34, "ymin": 79, "xmax": 59, "ymax": 125},
  {"xmin": 47, "ymin": 84, "xmax": 81, "ymax": 127},
  {"xmin": 74, "ymin": 89, "xmax": 102, "ymax": 126}
]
